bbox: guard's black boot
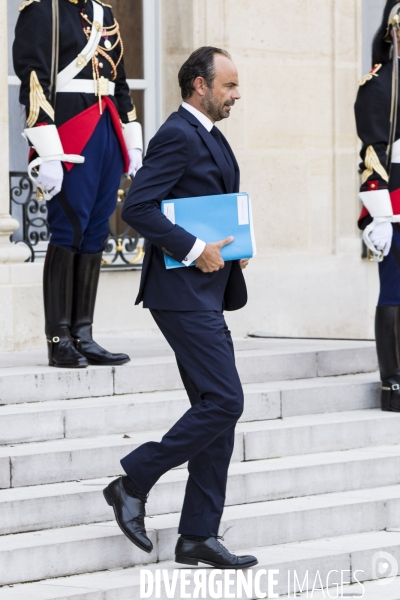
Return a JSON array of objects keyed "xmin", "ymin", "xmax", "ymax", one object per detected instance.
[
  {"xmin": 70, "ymin": 252, "xmax": 130, "ymax": 366},
  {"xmin": 175, "ymin": 536, "xmax": 258, "ymax": 569},
  {"xmin": 375, "ymin": 305, "xmax": 400, "ymax": 411},
  {"xmin": 43, "ymin": 244, "xmax": 88, "ymax": 368}
]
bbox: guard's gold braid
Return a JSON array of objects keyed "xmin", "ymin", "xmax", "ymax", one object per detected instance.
[
  {"xmin": 96, "ymin": 46, "xmax": 117, "ymax": 80},
  {"xmin": 81, "ymin": 15, "xmax": 123, "ymax": 75},
  {"xmin": 127, "ymin": 107, "xmax": 137, "ymax": 122},
  {"xmin": 27, "ymin": 71, "xmax": 55, "ymax": 127},
  {"xmin": 115, "ymin": 35, "xmax": 123, "ymax": 69},
  {"xmin": 361, "ymin": 145, "xmax": 389, "ymax": 185}
]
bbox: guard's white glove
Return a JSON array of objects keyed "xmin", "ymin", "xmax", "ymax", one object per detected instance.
[
  {"xmin": 127, "ymin": 148, "xmax": 142, "ymax": 177},
  {"xmin": 369, "ymin": 221, "xmax": 393, "ymax": 256},
  {"xmin": 36, "ymin": 160, "xmax": 63, "ymax": 199}
]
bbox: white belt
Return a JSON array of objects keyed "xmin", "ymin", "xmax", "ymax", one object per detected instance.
[
  {"xmin": 57, "ymin": 78, "xmax": 115, "ymax": 95},
  {"xmin": 56, "ymin": 1, "xmax": 104, "ymax": 92}
]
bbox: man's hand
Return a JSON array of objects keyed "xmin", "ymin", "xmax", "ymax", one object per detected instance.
[
  {"xmin": 240, "ymin": 259, "xmax": 250, "ymax": 269},
  {"xmin": 195, "ymin": 236, "xmax": 234, "ymax": 273}
]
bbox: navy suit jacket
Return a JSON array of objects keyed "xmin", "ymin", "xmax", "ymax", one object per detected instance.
[{"xmin": 121, "ymin": 106, "xmax": 247, "ymax": 311}]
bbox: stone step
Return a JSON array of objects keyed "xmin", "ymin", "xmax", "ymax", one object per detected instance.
[
  {"xmin": 240, "ymin": 407, "xmax": 400, "ymax": 461},
  {"xmin": 0, "ymin": 372, "xmax": 380, "ymax": 445},
  {"xmin": 0, "ymin": 407, "xmax": 396, "ymax": 489},
  {"xmin": 2, "ymin": 437, "xmax": 400, "ymax": 535},
  {"xmin": 0, "ymin": 534, "xmax": 400, "ymax": 600},
  {"xmin": 0, "ymin": 427, "xmax": 243, "ymax": 489},
  {"xmin": 1, "ymin": 504, "xmax": 400, "ymax": 591},
  {"xmin": 0, "ymin": 340, "xmax": 377, "ymax": 404},
  {"xmin": 3, "ymin": 530, "xmax": 399, "ymax": 600},
  {"xmin": 0, "ymin": 386, "xmax": 280, "ymax": 445}
]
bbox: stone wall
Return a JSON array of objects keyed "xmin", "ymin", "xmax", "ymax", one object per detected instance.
[{"xmin": 160, "ymin": 0, "xmax": 378, "ymax": 339}]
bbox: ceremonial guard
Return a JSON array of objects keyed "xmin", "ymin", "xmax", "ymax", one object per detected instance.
[
  {"xmin": 355, "ymin": 0, "xmax": 400, "ymax": 411},
  {"xmin": 13, "ymin": 0, "xmax": 143, "ymax": 368}
]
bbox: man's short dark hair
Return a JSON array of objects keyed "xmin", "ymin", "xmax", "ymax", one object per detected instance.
[{"xmin": 178, "ymin": 46, "xmax": 231, "ymax": 100}]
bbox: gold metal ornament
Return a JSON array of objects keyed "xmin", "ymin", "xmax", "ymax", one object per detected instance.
[
  {"xmin": 96, "ymin": 76, "xmax": 110, "ymax": 96},
  {"xmin": 36, "ymin": 187, "xmax": 44, "ymax": 201},
  {"xmin": 115, "ymin": 238, "xmax": 124, "ymax": 252},
  {"xmin": 129, "ymin": 246, "xmax": 144, "ymax": 265},
  {"xmin": 384, "ymin": 4, "xmax": 400, "ymax": 41},
  {"xmin": 76, "ymin": 54, "xmax": 88, "ymax": 67}
]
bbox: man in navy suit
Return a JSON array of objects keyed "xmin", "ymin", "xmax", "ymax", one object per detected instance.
[{"xmin": 104, "ymin": 47, "xmax": 257, "ymax": 569}]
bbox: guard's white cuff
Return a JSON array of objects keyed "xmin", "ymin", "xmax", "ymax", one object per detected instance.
[
  {"xmin": 123, "ymin": 121, "xmax": 143, "ymax": 152},
  {"xmin": 24, "ymin": 125, "xmax": 64, "ymax": 157},
  {"xmin": 182, "ymin": 238, "xmax": 206, "ymax": 266},
  {"xmin": 24, "ymin": 125, "xmax": 84, "ymax": 201},
  {"xmin": 359, "ymin": 189, "xmax": 393, "ymax": 218}
]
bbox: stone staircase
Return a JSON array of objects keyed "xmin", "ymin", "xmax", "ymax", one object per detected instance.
[{"xmin": 2, "ymin": 336, "xmax": 400, "ymax": 599}]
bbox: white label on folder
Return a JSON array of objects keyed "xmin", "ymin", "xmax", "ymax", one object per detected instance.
[
  {"xmin": 164, "ymin": 202, "xmax": 175, "ymax": 224},
  {"xmin": 237, "ymin": 195, "xmax": 249, "ymax": 225}
]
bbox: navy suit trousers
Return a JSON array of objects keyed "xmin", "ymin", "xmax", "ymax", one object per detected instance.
[{"xmin": 120, "ymin": 309, "xmax": 244, "ymax": 536}]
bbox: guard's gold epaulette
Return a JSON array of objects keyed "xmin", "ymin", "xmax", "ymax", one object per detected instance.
[
  {"xmin": 359, "ymin": 63, "xmax": 382, "ymax": 86},
  {"xmin": 19, "ymin": 0, "xmax": 41, "ymax": 11}
]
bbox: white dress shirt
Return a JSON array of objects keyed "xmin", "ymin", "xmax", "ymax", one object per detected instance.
[
  {"xmin": 178, "ymin": 102, "xmax": 213, "ymax": 266},
  {"xmin": 181, "ymin": 101, "xmax": 214, "ymax": 132}
]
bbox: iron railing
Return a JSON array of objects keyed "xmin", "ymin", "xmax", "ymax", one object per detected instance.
[{"xmin": 9, "ymin": 172, "xmax": 144, "ymax": 269}]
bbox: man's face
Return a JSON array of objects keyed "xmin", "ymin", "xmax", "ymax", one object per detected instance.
[{"xmin": 200, "ymin": 55, "xmax": 241, "ymax": 122}]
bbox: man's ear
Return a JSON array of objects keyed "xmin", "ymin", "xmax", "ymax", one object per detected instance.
[{"xmin": 192, "ymin": 76, "xmax": 206, "ymax": 96}]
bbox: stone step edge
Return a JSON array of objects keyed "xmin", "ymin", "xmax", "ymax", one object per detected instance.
[
  {"xmin": 0, "ymin": 345, "xmax": 378, "ymax": 405},
  {"xmin": 0, "ymin": 404, "xmax": 389, "ymax": 455},
  {"xmin": 3, "ymin": 439, "xmax": 400, "ymax": 494},
  {"xmin": 0, "ymin": 370, "xmax": 381, "ymax": 411},
  {"xmin": 1, "ymin": 530, "xmax": 400, "ymax": 599},
  {"xmin": 3, "ymin": 482, "xmax": 400, "ymax": 548}
]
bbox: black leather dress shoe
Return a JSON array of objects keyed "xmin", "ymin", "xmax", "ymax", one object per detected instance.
[
  {"xmin": 103, "ymin": 477, "xmax": 153, "ymax": 553},
  {"xmin": 175, "ymin": 536, "xmax": 258, "ymax": 569}
]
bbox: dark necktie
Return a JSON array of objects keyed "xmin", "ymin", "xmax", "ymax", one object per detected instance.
[{"xmin": 210, "ymin": 126, "xmax": 235, "ymax": 175}]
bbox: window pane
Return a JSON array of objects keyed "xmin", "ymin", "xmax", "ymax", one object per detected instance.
[
  {"xmin": 130, "ymin": 89, "xmax": 144, "ymax": 128},
  {"xmin": 112, "ymin": 0, "xmax": 144, "ymax": 80}
]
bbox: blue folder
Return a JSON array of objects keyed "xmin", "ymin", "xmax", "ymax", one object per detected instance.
[{"xmin": 161, "ymin": 192, "xmax": 256, "ymax": 269}]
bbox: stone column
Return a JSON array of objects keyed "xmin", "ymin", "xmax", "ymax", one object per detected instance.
[{"xmin": 0, "ymin": 1, "xmax": 30, "ymax": 263}]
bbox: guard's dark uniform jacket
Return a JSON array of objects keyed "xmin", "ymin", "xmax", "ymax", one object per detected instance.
[
  {"xmin": 355, "ymin": 62, "xmax": 400, "ymax": 230},
  {"xmin": 13, "ymin": 0, "xmax": 135, "ymax": 131}
]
